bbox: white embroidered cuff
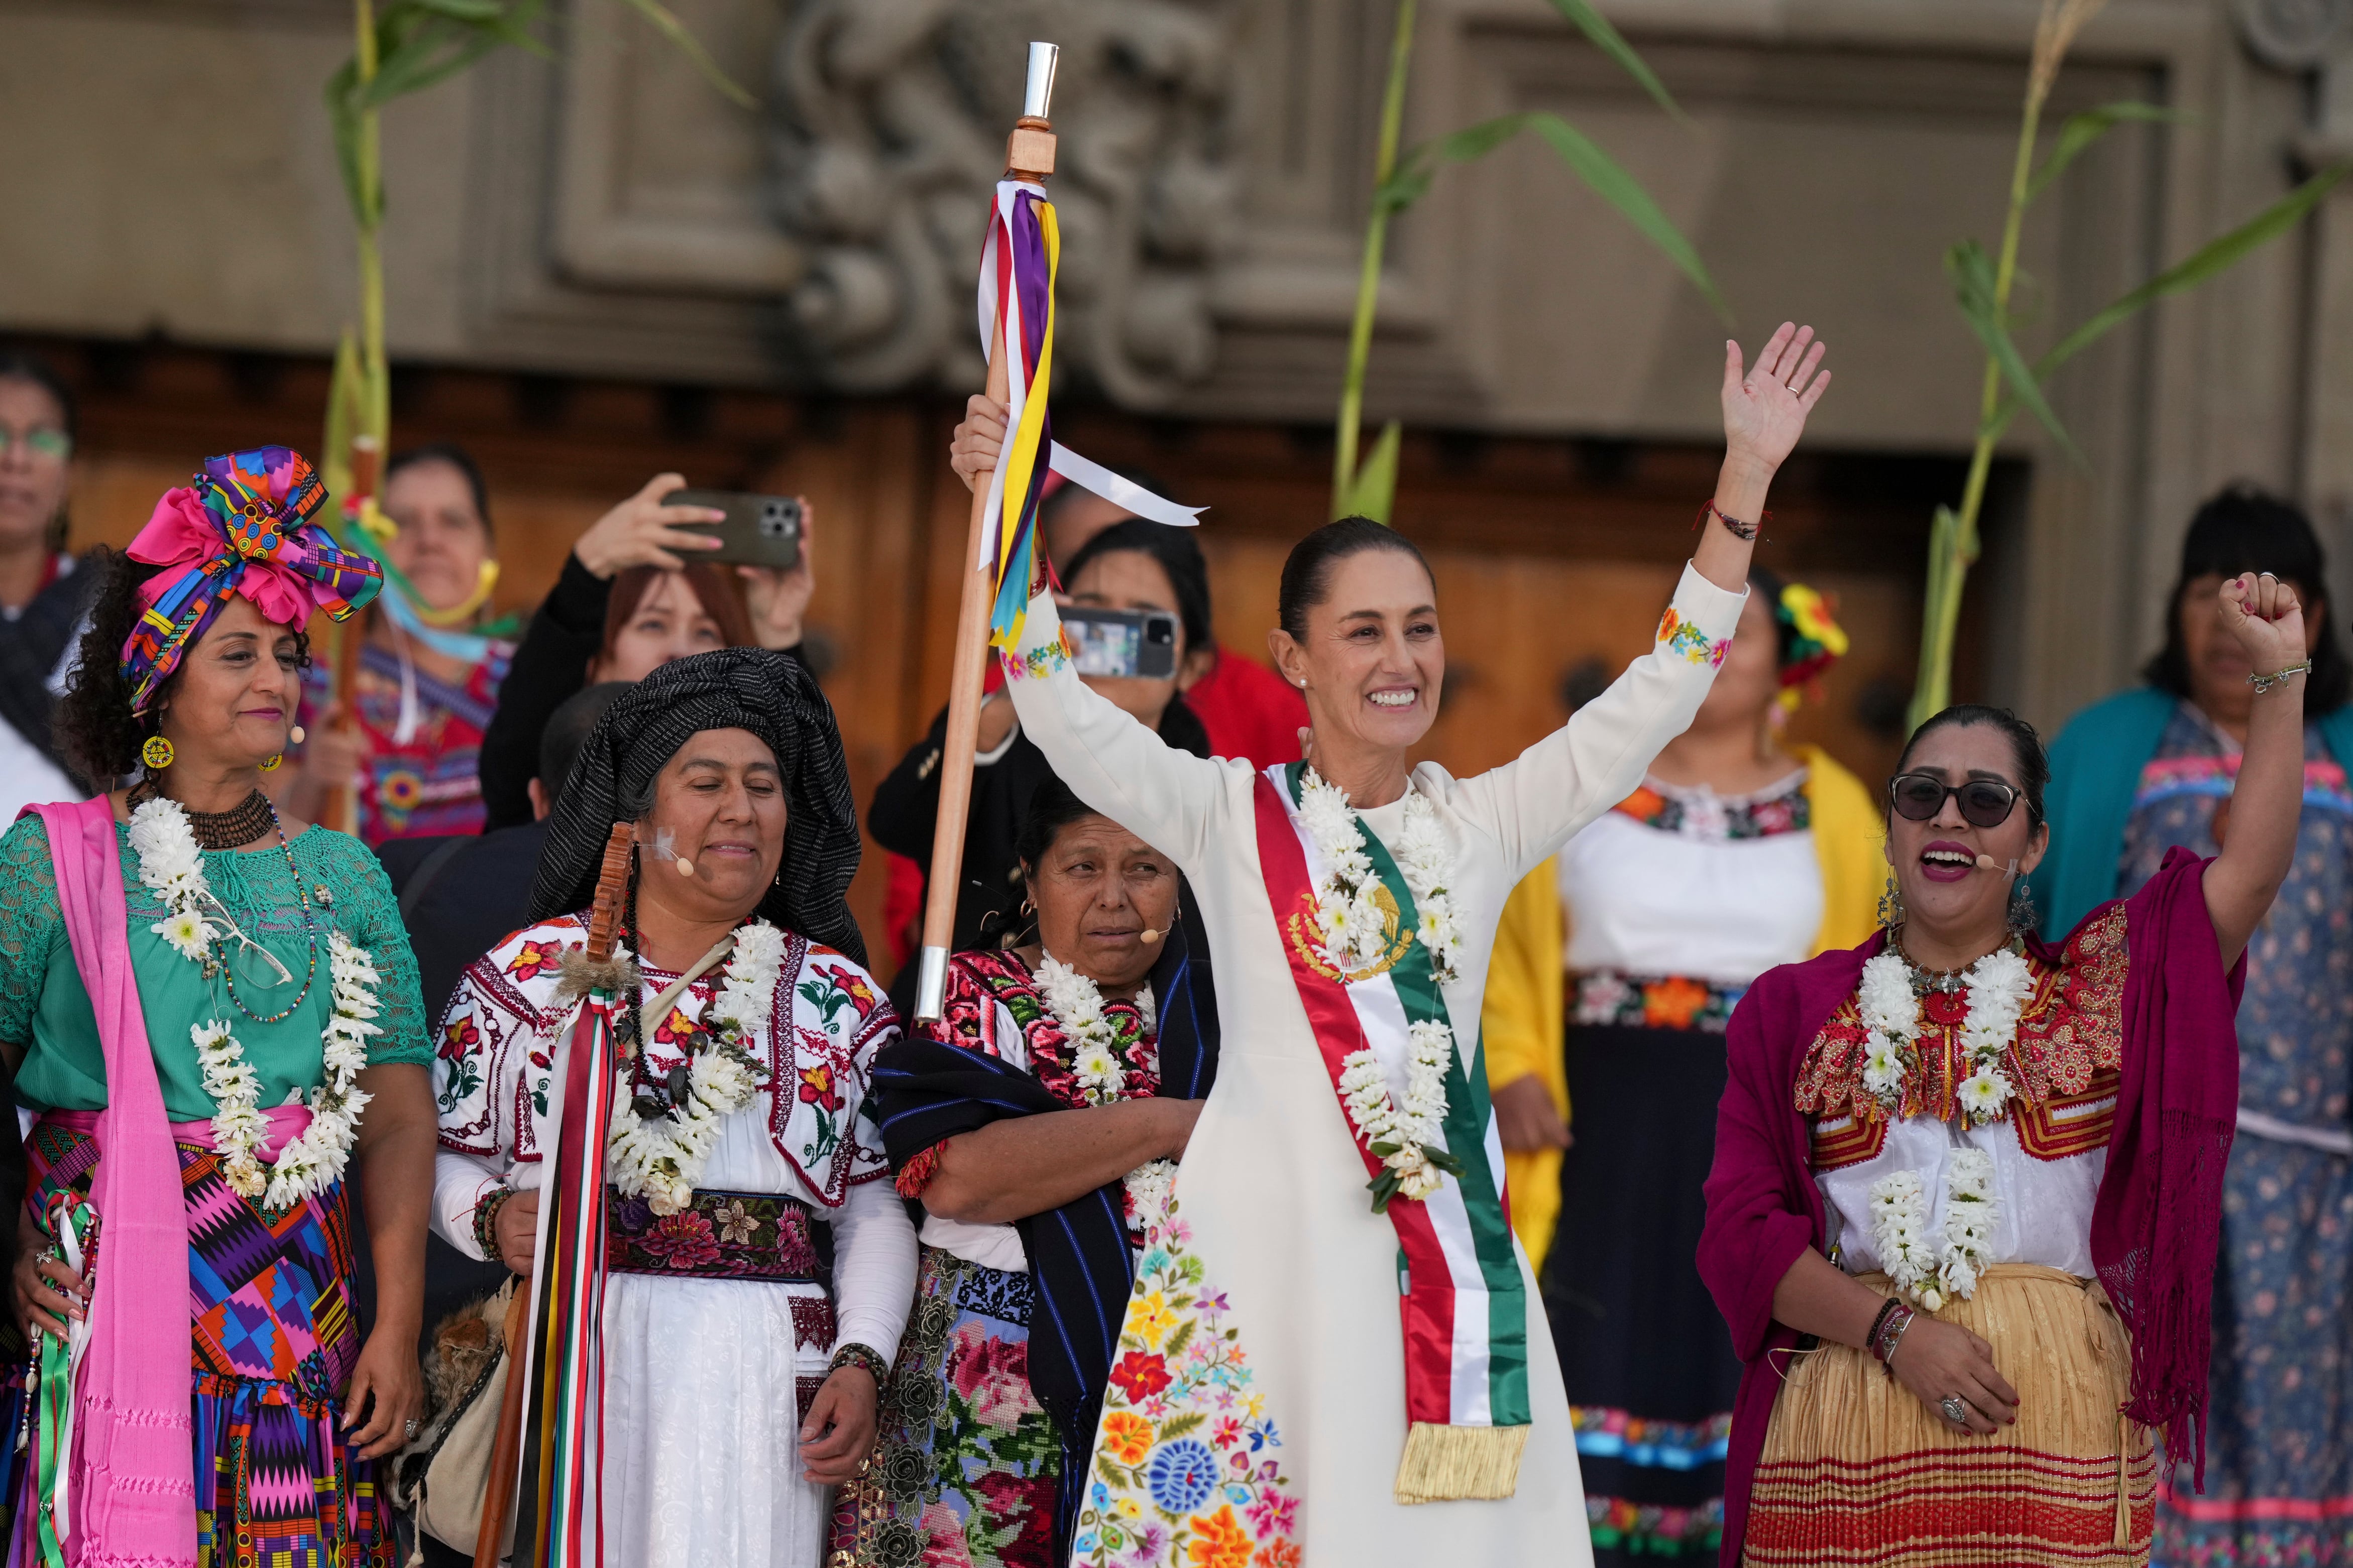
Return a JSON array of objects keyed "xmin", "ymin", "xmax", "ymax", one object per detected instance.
[{"xmin": 1655, "ymin": 562, "xmax": 1750, "ymax": 668}]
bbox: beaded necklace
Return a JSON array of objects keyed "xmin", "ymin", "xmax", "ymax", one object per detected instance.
[{"xmin": 134, "ymin": 782, "xmax": 323, "ymax": 1025}]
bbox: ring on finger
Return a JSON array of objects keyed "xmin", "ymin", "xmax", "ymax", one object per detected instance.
[{"xmin": 1939, "ymin": 1394, "xmax": 1971, "ymax": 1426}]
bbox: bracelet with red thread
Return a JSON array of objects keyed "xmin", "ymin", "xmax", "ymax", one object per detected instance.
[{"xmin": 1695, "ymin": 499, "xmax": 1764, "ymax": 541}]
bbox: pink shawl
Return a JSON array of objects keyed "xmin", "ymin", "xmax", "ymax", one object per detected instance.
[{"xmin": 33, "ymin": 797, "xmax": 197, "ymax": 1566}]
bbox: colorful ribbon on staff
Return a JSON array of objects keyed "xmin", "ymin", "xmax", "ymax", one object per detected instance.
[
  {"xmin": 118, "ymin": 446, "xmax": 382, "ymax": 713},
  {"xmin": 973, "ymin": 180, "xmax": 1206, "ymax": 655}
]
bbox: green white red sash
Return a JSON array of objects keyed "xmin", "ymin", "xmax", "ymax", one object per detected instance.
[{"xmin": 1252, "ymin": 762, "xmax": 1531, "ymax": 1501}]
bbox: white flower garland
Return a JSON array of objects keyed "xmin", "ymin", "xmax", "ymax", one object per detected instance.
[
  {"xmin": 606, "ymin": 921, "xmax": 784, "ymax": 1216},
  {"xmin": 129, "ymin": 798, "xmax": 377, "ymax": 1206},
  {"xmin": 1856, "ymin": 947, "xmax": 2033, "ymax": 1126},
  {"xmin": 1867, "ymin": 1149, "xmax": 2002, "ymax": 1310},
  {"xmin": 1036, "ymin": 954, "xmax": 1176, "ymax": 1234},
  {"xmin": 1293, "ymin": 768, "xmax": 1465, "ymax": 1204}
]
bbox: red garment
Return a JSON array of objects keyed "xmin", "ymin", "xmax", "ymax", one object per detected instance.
[
  {"xmin": 1185, "ymin": 646, "xmax": 1309, "ymax": 770},
  {"xmin": 1697, "ymin": 849, "xmax": 2244, "ymax": 1564}
]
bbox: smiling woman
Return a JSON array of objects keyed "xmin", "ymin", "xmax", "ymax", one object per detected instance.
[
  {"xmin": 429, "ymin": 647, "xmax": 916, "ymax": 1568},
  {"xmin": 949, "ymin": 323, "xmax": 1833, "ymax": 1564},
  {"xmin": 0, "ymin": 447, "xmax": 437, "ymax": 1566},
  {"xmin": 1701, "ymin": 572, "xmax": 2314, "ymax": 1567}
]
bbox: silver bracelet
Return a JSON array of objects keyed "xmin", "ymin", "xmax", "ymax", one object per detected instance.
[
  {"xmin": 1880, "ymin": 1306, "xmax": 1917, "ymax": 1371},
  {"xmin": 2249, "ymin": 659, "xmax": 2312, "ymax": 695}
]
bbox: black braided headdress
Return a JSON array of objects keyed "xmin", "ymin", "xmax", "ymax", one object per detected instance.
[{"xmin": 529, "ymin": 647, "xmax": 867, "ymax": 966}]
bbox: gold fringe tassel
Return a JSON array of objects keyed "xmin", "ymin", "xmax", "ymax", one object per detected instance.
[{"xmin": 1392, "ymin": 1420, "xmax": 1529, "ymax": 1505}]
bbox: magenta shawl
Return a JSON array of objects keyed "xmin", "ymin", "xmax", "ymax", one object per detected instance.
[
  {"xmin": 1696, "ymin": 848, "xmax": 2243, "ymax": 1565},
  {"xmin": 33, "ymin": 797, "xmax": 198, "ymax": 1566}
]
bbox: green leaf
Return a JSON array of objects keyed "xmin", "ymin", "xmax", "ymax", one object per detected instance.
[
  {"xmin": 1524, "ymin": 112, "xmax": 1728, "ymax": 324},
  {"xmin": 2038, "ymin": 162, "xmax": 2353, "ymax": 378},
  {"xmin": 1946, "ymin": 239, "xmax": 2079, "ymax": 462},
  {"xmin": 1425, "ymin": 1145, "xmax": 1467, "ymax": 1177},
  {"xmin": 1339, "ymin": 420, "xmax": 1402, "ymax": 525},
  {"xmin": 364, "ymin": 12, "xmax": 504, "ymax": 108},
  {"xmin": 609, "ymin": 0, "xmax": 755, "ymax": 108},
  {"xmin": 1162, "ymin": 1318, "xmax": 1194, "ymax": 1362},
  {"xmin": 2028, "ymin": 101, "xmax": 2188, "ymax": 203},
  {"xmin": 1379, "ymin": 116, "xmax": 1525, "ymax": 214},
  {"xmin": 321, "ymin": 329, "xmax": 365, "ymax": 500},
  {"xmin": 324, "ymin": 61, "xmax": 371, "ymax": 226},
  {"xmin": 1537, "ymin": 0, "xmax": 1686, "ymax": 125},
  {"xmin": 1157, "ymin": 1411, "xmax": 1207, "ymax": 1441}
]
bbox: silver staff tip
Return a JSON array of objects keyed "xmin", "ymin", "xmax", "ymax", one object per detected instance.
[{"xmin": 1023, "ymin": 41, "xmax": 1060, "ymax": 120}]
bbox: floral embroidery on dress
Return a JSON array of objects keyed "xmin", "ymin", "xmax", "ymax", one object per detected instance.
[
  {"xmin": 1574, "ymin": 972, "xmax": 1747, "ymax": 1033},
  {"xmin": 1005, "ymin": 634, "xmax": 1074, "ymax": 682},
  {"xmin": 1074, "ymin": 1204, "xmax": 1297, "ymax": 1568},
  {"xmin": 1793, "ymin": 907, "xmax": 2128, "ymax": 1132},
  {"xmin": 1656, "ymin": 608, "xmax": 1731, "ymax": 669},
  {"xmin": 1613, "ymin": 773, "xmax": 1810, "ymax": 841},
  {"xmin": 604, "ymin": 1186, "xmax": 828, "ymax": 1282}
]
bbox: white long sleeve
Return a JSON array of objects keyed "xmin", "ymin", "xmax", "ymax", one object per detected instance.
[{"xmin": 827, "ymin": 1174, "xmax": 919, "ymax": 1363}]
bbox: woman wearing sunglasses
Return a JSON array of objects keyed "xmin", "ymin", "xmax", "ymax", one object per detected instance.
[{"xmin": 1699, "ymin": 571, "xmax": 2309, "ymax": 1567}]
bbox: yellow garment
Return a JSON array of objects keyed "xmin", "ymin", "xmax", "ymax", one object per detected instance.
[{"xmin": 1480, "ymin": 744, "xmax": 1883, "ymax": 1268}]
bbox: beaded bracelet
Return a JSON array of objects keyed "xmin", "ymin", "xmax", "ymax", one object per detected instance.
[
  {"xmin": 830, "ymin": 1342, "xmax": 891, "ymax": 1385},
  {"xmin": 1695, "ymin": 499, "xmax": 1765, "ymax": 542},
  {"xmin": 1865, "ymin": 1296, "xmax": 1902, "ymax": 1354},
  {"xmin": 473, "ymin": 1189, "xmax": 513, "ymax": 1263}
]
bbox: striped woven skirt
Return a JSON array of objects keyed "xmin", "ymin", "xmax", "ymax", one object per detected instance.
[
  {"xmin": 1744, "ymin": 1265, "xmax": 2154, "ymax": 1567},
  {"xmin": 13, "ymin": 1114, "xmax": 394, "ymax": 1568}
]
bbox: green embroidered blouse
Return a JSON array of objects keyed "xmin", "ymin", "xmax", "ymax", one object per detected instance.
[{"xmin": 0, "ymin": 812, "xmax": 433, "ymax": 1122}]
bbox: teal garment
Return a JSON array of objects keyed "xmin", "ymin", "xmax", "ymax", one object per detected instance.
[
  {"xmin": 0, "ymin": 811, "xmax": 432, "ymax": 1121},
  {"xmin": 2029, "ymin": 685, "xmax": 2353, "ymax": 937}
]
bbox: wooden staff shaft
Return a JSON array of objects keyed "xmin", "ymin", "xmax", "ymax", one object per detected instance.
[
  {"xmin": 914, "ymin": 334, "xmax": 1012, "ymax": 1022},
  {"xmin": 913, "ymin": 65, "xmax": 1058, "ymax": 1024}
]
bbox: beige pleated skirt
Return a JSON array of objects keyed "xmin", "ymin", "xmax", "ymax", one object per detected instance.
[{"xmin": 1743, "ymin": 1264, "xmax": 2155, "ymax": 1567}]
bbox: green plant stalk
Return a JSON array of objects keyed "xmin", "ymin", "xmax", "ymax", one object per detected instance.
[
  {"xmin": 355, "ymin": 0, "xmax": 389, "ymax": 452},
  {"xmin": 1332, "ymin": 0, "xmax": 1416, "ymax": 520},
  {"xmin": 1909, "ymin": 89, "xmax": 2047, "ymax": 731}
]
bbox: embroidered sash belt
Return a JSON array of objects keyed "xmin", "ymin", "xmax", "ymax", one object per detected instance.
[
  {"xmin": 604, "ymin": 1186, "xmax": 826, "ymax": 1284},
  {"xmin": 1572, "ymin": 970, "xmax": 1749, "ymax": 1034}
]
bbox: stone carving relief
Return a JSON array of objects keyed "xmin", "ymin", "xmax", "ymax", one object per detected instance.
[
  {"xmin": 768, "ymin": 0, "xmax": 1236, "ymax": 404},
  {"xmin": 2232, "ymin": 0, "xmax": 2352, "ymax": 69}
]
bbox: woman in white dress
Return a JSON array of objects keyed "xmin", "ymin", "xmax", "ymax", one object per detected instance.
[
  {"xmin": 429, "ymin": 647, "xmax": 918, "ymax": 1566},
  {"xmin": 945, "ymin": 323, "xmax": 1832, "ymax": 1564}
]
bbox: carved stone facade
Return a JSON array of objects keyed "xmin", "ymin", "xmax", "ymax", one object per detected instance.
[{"xmin": 768, "ymin": 0, "xmax": 1237, "ymax": 403}]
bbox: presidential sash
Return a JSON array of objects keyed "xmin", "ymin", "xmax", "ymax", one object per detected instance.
[{"xmin": 1251, "ymin": 762, "xmax": 1531, "ymax": 1502}]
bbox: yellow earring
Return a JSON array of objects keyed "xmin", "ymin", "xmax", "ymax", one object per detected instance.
[
  {"xmin": 140, "ymin": 735, "xmax": 175, "ymax": 771},
  {"xmin": 260, "ymin": 753, "xmax": 283, "ymax": 772}
]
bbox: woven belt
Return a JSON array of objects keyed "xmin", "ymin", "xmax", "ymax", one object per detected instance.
[
  {"xmin": 605, "ymin": 1186, "xmax": 826, "ymax": 1284},
  {"xmin": 1572, "ymin": 970, "xmax": 1748, "ymax": 1034}
]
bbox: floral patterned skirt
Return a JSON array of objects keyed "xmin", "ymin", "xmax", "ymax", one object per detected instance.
[
  {"xmin": 830, "ymin": 1246, "xmax": 1060, "ymax": 1567},
  {"xmin": 13, "ymin": 1115, "xmax": 394, "ymax": 1568}
]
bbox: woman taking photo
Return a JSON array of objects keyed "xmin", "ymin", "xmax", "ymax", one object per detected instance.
[
  {"xmin": 949, "ymin": 323, "xmax": 1831, "ymax": 1564},
  {"xmin": 1699, "ymin": 573, "xmax": 2308, "ymax": 1566},
  {"xmin": 281, "ymin": 441, "xmax": 513, "ymax": 842},
  {"xmin": 0, "ymin": 446, "xmax": 435, "ymax": 1564},
  {"xmin": 835, "ymin": 779, "xmax": 1215, "ymax": 1567},
  {"xmin": 1481, "ymin": 570, "xmax": 1880, "ymax": 1560},
  {"xmin": 431, "ymin": 648, "xmax": 916, "ymax": 1568},
  {"xmin": 477, "ymin": 475, "xmax": 817, "ymax": 830},
  {"xmin": 870, "ymin": 517, "xmax": 1216, "ymax": 971}
]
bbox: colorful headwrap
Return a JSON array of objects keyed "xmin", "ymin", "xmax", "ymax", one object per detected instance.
[
  {"xmin": 119, "ymin": 447, "xmax": 382, "ymax": 713},
  {"xmin": 1773, "ymin": 579, "xmax": 1848, "ymax": 706}
]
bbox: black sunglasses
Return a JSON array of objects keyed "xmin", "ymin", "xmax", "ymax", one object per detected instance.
[{"xmin": 1887, "ymin": 773, "xmax": 2021, "ymax": 829}]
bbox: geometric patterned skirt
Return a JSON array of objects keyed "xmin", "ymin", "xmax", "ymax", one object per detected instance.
[
  {"xmin": 829, "ymin": 1245, "xmax": 1060, "ymax": 1567},
  {"xmin": 1745, "ymin": 1265, "xmax": 2155, "ymax": 1567},
  {"xmin": 11, "ymin": 1114, "xmax": 394, "ymax": 1568}
]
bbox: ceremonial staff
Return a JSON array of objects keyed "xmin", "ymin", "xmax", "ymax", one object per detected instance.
[
  {"xmin": 476, "ymin": 822, "xmax": 634, "ymax": 1568},
  {"xmin": 913, "ymin": 42, "xmax": 1062, "ymax": 1023}
]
